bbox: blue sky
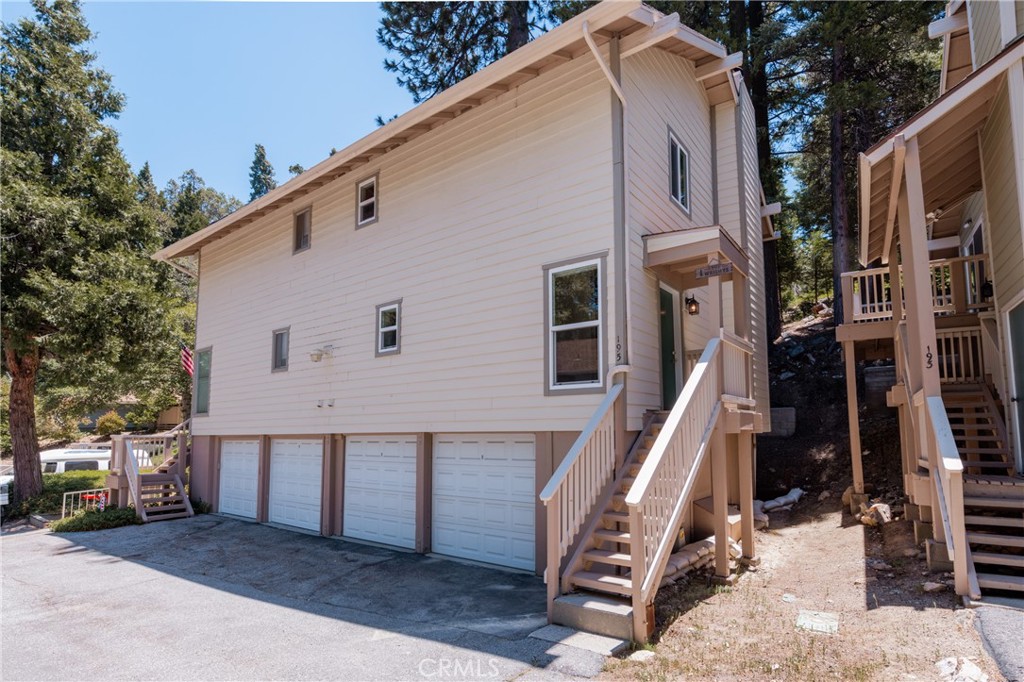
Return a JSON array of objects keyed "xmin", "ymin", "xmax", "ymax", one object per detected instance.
[{"xmin": 1, "ymin": 2, "xmax": 415, "ymax": 201}]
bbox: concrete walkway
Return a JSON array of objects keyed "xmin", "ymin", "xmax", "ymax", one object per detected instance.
[{"xmin": 1, "ymin": 516, "xmax": 606, "ymax": 681}]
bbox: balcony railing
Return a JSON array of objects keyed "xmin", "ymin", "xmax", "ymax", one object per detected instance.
[{"xmin": 841, "ymin": 254, "xmax": 992, "ymax": 324}]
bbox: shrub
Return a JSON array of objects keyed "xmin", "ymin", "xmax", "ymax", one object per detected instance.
[
  {"xmin": 95, "ymin": 411, "xmax": 126, "ymax": 437},
  {"xmin": 9, "ymin": 470, "xmax": 109, "ymax": 517},
  {"xmin": 50, "ymin": 506, "xmax": 140, "ymax": 532},
  {"xmin": 190, "ymin": 498, "xmax": 211, "ymax": 514}
]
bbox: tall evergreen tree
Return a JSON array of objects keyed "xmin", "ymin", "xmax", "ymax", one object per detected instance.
[
  {"xmin": 163, "ymin": 169, "xmax": 241, "ymax": 245},
  {"xmin": 378, "ymin": 1, "xmax": 539, "ymax": 103},
  {"xmin": 0, "ymin": 0, "xmax": 176, "ymax": 502},
  {"xmin": 248, "ymin": 142, "xmax": 276, "ymax": 201}
]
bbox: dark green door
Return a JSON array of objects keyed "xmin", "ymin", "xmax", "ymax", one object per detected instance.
[{"xmin": 660, "ymin": 288, "xmax": 678, "ymax": 409}]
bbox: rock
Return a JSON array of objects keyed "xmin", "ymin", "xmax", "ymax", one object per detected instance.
[
  {"xmin": 629, "ymin": 650, "xmax": 657, "ymax": 663},
  {"xmin": 866, "ymin": 559, "xmax": 892, "ymax": 571},
  {"xmin": 922, "ymin": 581, "xmax": 946, "ymax": 593},
  {"xmin": 818, "ymin": 490, "xmax": 831, "ymax": 501},
  {"xmin": 902, "ymin": 548, "xmax": 921, "ymax": 558},
  {"xmin": 859, "ymin": 503, "xmax": 892, "ymax": 526},
  {"xmin": 787, "ymin": 345, "xmax": 806, "ymax": 358},
  {"xmin": 763, "ymin": 488, "xmax": 805, "ymax": 511},
  {"xmin": 935, "ymin": 657, "xmax": 988, "ymax": 682},
  {"xmin": 779, "ymin": 371, "xmax": 796, "ymax": 381}
]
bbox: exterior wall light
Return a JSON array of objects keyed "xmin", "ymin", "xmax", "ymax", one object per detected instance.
[
  {"xmin": 685, "ymin": 296, "xmax": 700, "ymax": 316},
  {"xmin": 310, "ymin": 345, "xmax": 334, "ymax": 362}
]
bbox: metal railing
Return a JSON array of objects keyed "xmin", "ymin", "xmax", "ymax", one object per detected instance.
[
  {"xmin": 540, "ymin": 383, "xmax": 624, "ymax": 610},
  {"xmin": 61, "ymin": 488, "xmax": 111, "ymax": 518},
  {"xmin": 842, "ymin": 254, "xmax": 992, "ymax": 324}
]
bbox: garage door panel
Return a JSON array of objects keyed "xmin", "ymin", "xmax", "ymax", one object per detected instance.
[
  {"xmin": 219, "ymin": 440, "xmax": 259, "ymax": 519},
  {"xmin": 269, "ymin": 439, "xmax": 323, "ymax": 532},
  {"xmin": 344, "ymin": 437, "xmax": 416, "ymax": 549},
  {"xmin": 432, "ymin": 435, "xmax": 535, "ymax": 571}
]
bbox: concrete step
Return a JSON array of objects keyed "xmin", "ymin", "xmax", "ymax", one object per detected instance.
[
  {"xmin": 583, "ymin": 549, "xmax": 632, "ymax": 567},
  {"xmin": 971, "ymin": 552, "xmax": 1024, "ymax": 568},
  {"xmin": 964, "ymin": 515, "xmax": 1024, "ymax": 528},
  {"xmin": 569, "ymin": 571, "xmax": 632, "ymax": 596},
  {"xmin": 551, "ymin": 592, "xmax": 633, "ymax": 641},
  {"xmin": 967, "ymin": 532, "xmax": 1024, "ymax": 548},
  {"xmin": 977, "ymin": 573, "xmax": 1024, "ymax": 592}
]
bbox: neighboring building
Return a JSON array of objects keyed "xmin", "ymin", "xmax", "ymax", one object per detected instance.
[
  {"xmin": 839, "ymin": 1, "xmax": 1024, "ymax": 596},
  {"xmin": 150, "ymin": 1, "xmax": 773, "ymax": 641}
]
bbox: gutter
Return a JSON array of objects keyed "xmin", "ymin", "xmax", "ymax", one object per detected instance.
[{"xmin": 583, "ymin": 20, "xmax": 633, "ymax": 382}]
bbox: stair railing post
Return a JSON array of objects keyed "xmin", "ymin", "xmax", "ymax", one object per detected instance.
[
  {"xmin": 546, "ymin": 493, "xmax": 560, "ymax": 621},
  {"xmin": 628, "ymin": 504, "xmax": 647, "ymax": 642},
  {"xmin": 177, "ymin": 431, "xmax": 187, "ymax": 481}
]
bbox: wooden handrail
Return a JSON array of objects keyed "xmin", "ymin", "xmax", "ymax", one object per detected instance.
[{"xmin": 123, "ymin": 438, "xmax": 147, "ymax": 522}]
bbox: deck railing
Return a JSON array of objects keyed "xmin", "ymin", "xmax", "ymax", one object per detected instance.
[
  {"xmin": 539, "ymin": 382, "xmax": 624, "ymax": 610},
  {"xmin": 936, "ymin": 327, "xmax": 985, "ymax": 384},
  {"xmin": 61, "ymin": 487, "xmax": 111, "ymax": 518},
  {"xmin": 842, "ymin": 254, "xmax": 992, "ymax": 324},
  {"xmin": 626, "ymin": 330, "xmax": 749, "ymax": 639}
]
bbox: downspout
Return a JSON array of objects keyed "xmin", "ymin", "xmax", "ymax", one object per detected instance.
[{"xmin": 583, "ymin": 21, "xmax": 633, "ymax": 386}]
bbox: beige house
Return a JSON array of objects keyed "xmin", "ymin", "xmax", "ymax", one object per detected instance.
[
  {"xmin": 147, "ymin": 1, "xmax": 774, "ymax": 641},
  {"xmin": 839, "ymin": 1, "xmax": 1024, "ymax": 597}
]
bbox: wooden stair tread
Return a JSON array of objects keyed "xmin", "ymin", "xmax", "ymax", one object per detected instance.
[
  {"xmin": 964, "ymin": 515, "xmax": 1024, "ymax": 528},
  {"xmin": 144, "ymin": 511, "xmax": 190, "ymax": 522},
  {"xmin": 977, "ymin": 573, "xmax": 1024, "ymax": 591},
  {"xmin": 570, "ymin": 571, "xmax": 633, "ymax": 595},
  {"xmin": 971, "ymin": 552, "xmax": 1024, "ymax": 567},
  {"xmin": 961, "ymin": 462, "xmax": 1015, "ymax": 469},
  {"xmin": 964, "ymin": 496, "xmax": 1024, "ymax": 509},
  {"xmin": 594, "ymin": 528, "xmax": 631, "ymax": 542},
  {"xmin": 967, "ymin": 532, "xmax": 1024, "ymax": 547},
  {"xmin": 583, "ymin": 549, "xmax": 632, "ymax": 566}
]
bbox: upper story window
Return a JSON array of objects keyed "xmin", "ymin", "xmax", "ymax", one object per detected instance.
[
  {"xmin": 669, "ymin": 131, "xmax": 690, "ymax": 213},
  {"xmin": 272, "ymin": 328, "xmax": 289, "ymax": 372},
  {"xmin": 294, "ymin": 208, "xmax": 312, "ymax": 253},
  {"xmin": 547, "ymin": 258, "xmax": 603, "ymax": 392},
  {"xmin": 376, "ymin": 300, "xmax": 401, "ymax": 356},
  {"xmin": 194, "ymin": 348, "xmax": 212, "ymax": 416},
  {"xmin": 357, "ymin": 175, "xmax": 378, "ymax": 227}
]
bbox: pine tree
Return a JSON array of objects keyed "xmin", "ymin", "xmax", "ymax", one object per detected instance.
[
  {"xmin": 0, "ymin": 0, "xmax": 177, "ymax": 502},
  {"xmin": 248, "ymin": 143, "xmax": 277, "ymax": 201}
]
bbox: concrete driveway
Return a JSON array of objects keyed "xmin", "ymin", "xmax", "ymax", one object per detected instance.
[{"xmin": 1, "ymin": 516, "xmax": 606, "ymax": 681}]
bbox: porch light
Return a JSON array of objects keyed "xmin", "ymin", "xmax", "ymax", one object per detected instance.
[
  {"xmin": 685, "ymin": 296, "xmax": 700, "ymax": 316},
  {"xmin": 981, "ymin": 280, "xmax": 993, "ymax": 300}
]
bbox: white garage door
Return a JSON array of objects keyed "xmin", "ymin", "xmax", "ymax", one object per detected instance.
[
  {"xmin": 432, "ymin": 434, "xmax": 535, "ymax": 570},
  {"xmin": 344, "ymin": 437, "xmax": 417, "ymax": 549},
  {"xmin": 219, "ymin": 440, "xmax": 259, "ymax": 519},
  {"xmin": 269, "ymin": 439, "xmax": 323, "ymax": 532}
]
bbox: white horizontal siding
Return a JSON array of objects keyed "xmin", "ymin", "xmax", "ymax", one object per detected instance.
[
  {"xmin": 195, "ymin": 55, "xmax": 615, "ymax": 436},
  {"xmin": 622, "ymin": 48, "xmax": 715, "ymax": 426},
  {"xmin": 968, "ymin": 0, "xmax": 1002, "ymax": 67}
]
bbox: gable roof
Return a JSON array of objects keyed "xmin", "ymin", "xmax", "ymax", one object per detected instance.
[{"xmin": 154, "ymin": 1, "xmax": 735, "ymax": 261}]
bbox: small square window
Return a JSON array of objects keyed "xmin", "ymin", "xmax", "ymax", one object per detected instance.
[
  {"xmin": 357, "ymin": 176, "xmax": 378, "ymax": 227},
  {"xmin": 272, "ymin": 328, "xmax": 289, "ymax": 372},
  {"xmin": 294, "ymin": 208, "xmax": 312, "ymax": 253},
  {"xmin": 376, "ymin": 301, "xmax": 401, "ymax": 355},
  {"xmin": 669, "ymin": 133, "xmax": 690, "ymax": 213}
]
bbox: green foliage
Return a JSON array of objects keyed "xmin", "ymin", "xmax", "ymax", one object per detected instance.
[
  {"xmin": 288, "ymin": 163, "xmax": 305, "ymax": 176},
  {"xmin": 0, "ymin": 375, "xmax": 10, "ymax": 456},
  {"xmin": 378, "ymin": 1, "xmax": 534, "ymax": 103},
  {"xmin": 248, "ymin": 143, "xmax": 277, "ymax": 201},
  {"xmin": 50, "ymin": 506, "xmax": 140, "ymax": 532},
  {"xmin": 95, "ymin": 410, "xmax": 126, "ymax": 436},
  {"xmin": 190, "ymin": 497, "xmax": 212, "ymax": 514},
  {"xmin": 9, "ymin": 469, "xmax": 108, "ymax": 517},
  {"xmin": 162, "ymin": 169, "xmax": 242, "ymax": 245}
]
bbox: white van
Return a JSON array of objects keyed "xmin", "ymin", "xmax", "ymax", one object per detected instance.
[{"xmin": 39, "ymin": 447, "xmax": 112, "ymax": 474}]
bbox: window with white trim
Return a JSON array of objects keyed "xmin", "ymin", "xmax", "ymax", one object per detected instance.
[
  {"xmin": 294, "ymin": 208, "xmax": 311, "ymax": 253},
  {"xmin": 376, "ymin": 301, "xmax": 401, "ymax": 355},
  {"xmin": 272, "ymin": 328, "xmax": 289, "ymax": 371},
  {"xmin": 669, "ymin": 133, "xmax": 690, "ymax": 212},
  {"xmin": 548, "ymin": 260, "xmax": 602, "ymax": 389},
  {"xmin": 357, "ymin": 176, "xmax": 378, "ymax": 227}
]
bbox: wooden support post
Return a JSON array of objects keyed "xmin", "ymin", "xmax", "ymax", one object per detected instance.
[
  {"xmin": 950, "ymin": 264, "xmax": 968, "ymax": 315},
  {"xmin": 897, "ymin": 136, "xmax": 941, "ymax": 398},
  {"xmin": 844, "ymin": 340, "xmax": 865, "ymax": 494},
  {"xmin": 732, "ymin": 272, "xmax": 749, "ymax": 340},
  {"xmin": 888, "ymin": 239, "xmax": 902, "ymax": 323},
  {"xmin": 712, "ymin": 423, "xmax": 730, "ymax": 578},
  {"xmin": 546, "ymin": 496, "xmax": 560, "ymax": 621},
  {"xmin": 738, "ymin": 433, "xmax": 755, "ymax": 561}
]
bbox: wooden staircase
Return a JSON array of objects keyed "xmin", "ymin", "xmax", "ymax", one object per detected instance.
[
  {"xmin": 564, "ymin": 411, "xmax": 670, "ymax": 600},
  {"xmin": 942, "ymin": 384, "xmax": 1024, "ymax": 594},
  {"xmin": 136, "ymin": 473, "xmax": 194, "ymax": 523}
]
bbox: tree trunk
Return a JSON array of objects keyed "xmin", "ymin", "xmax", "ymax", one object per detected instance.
[
  {"xmin": 728, "ymin": 1, "xmax": 748, "ymax": 59},
  {"xmin": 506, "ymin": 2, "xmax": 530, "ymax": 54},
  {"xmin": 830, "ymin": 38, "xmax": 849, "ymax": 324},
  {"xmin": 3, "ymin": 341, "xmax": 42, "ymax": 504}
]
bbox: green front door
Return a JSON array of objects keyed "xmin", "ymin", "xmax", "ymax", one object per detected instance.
[{"xmin": 660, "ymin": 288, "xmax": 678, "ymax": 409}]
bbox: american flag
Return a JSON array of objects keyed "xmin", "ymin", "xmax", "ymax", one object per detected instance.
[{"xmin": 180, "ymin": 344, "xmax": 194, "ymax": 376}]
